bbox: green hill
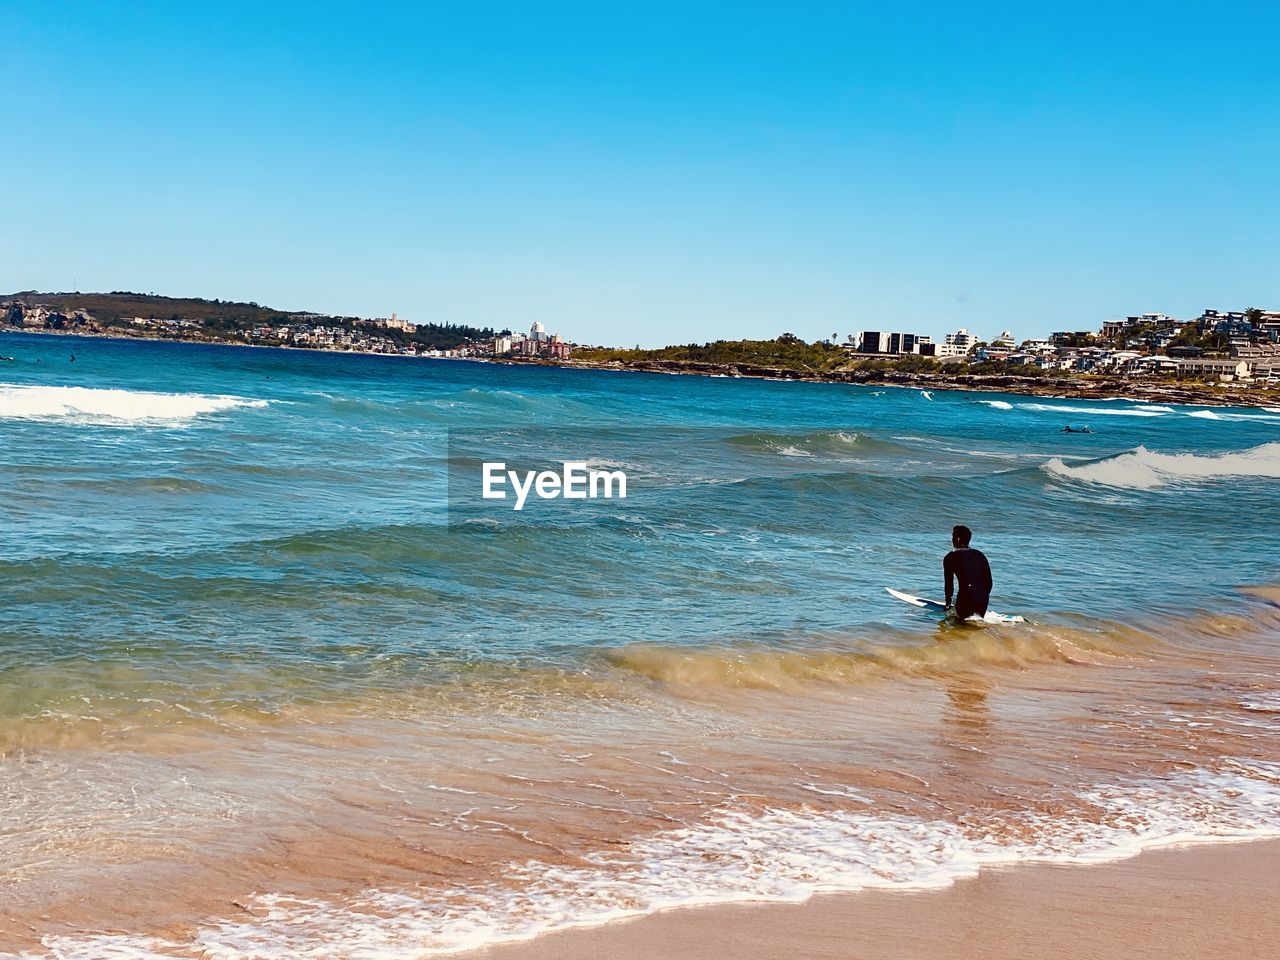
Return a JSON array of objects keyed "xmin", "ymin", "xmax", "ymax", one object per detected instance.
[
  {"xmin": 1, "ymin": 291, "xmax": 493, "ymax": 351},
  {"xmin": 573, "ymin": 334, "xmax": 945, "ymax": 374}
]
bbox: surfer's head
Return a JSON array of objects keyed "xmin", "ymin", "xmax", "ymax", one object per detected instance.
[{"xmin": 952, "ymin": 525, "xmax": 972, "ymax": 548}]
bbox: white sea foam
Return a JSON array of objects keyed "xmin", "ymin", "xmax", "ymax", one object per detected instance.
[
  {"xmin": 1043, "ymin": 441, "xmax": 1280, "ymax": 489},
  {"xmin": 1240, "ymin": 692, "xmax": 1280, "ymax": 713},
  {"xmin": 23, "ymin": 764, "xmax": 1280, "ymax": 959},
  {"xmin": 1181, "ymin": 407, "xmax": 1280, "ymax": 423},
  {"xmin": 0, "ymin": 384, "xmax": 267, "ymax": 424},
  {"xmin": 1020, "ymin": 402, "xmax": 1166, "ymax": 418},
  {"xmin": 980, "ymin": 400, "xmax": 1013, "ymax": 410}
]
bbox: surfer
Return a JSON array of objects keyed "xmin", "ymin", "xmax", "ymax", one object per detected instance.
[
  {"xmin": 944, "ymin": 525, "xmax": 992, "ymax": 621},
  {"xmin": 1062, "ymin": 425, "xmax": 1092, "ymax": 434}
]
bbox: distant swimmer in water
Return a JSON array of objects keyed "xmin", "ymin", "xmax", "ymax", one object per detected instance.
[
  {"xmin": 944, "ymin": 525, "xmax": 992, "ymax": 621},
  {"xmin": 70, "ymin": 354, "xmax": 76, "ymax": 362},
  {"xmin": 1062, "ymin": 425, "xmax": 1092, "ymax": 433}
]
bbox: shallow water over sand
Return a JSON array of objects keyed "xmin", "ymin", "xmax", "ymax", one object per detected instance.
[{"xmin": 2, "ymin": 333, "xmax": 1279, "ymax": 957}]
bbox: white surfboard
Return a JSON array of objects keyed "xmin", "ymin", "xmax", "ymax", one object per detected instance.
[
  {"xmin": 885, "ymin": 587, "xmax": 1024, "ymax": 624},
  {"xmin": 885, "ymin": 587, "xmax": 947, "ymax": 611}
]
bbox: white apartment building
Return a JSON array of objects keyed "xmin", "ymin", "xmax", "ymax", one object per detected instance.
[
  {"xmin": 939, "ymin": 328, "xmax": 977, "ymax": 358},
  {"xmin": 991, "ymin": 330, "xmax": 1016, "ymax": 349},
  {"xmin": 1178, "ymin": 358, "xmax": 1251, "ymax": 380}
]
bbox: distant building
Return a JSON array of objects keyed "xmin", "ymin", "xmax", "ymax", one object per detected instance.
[
  {"xmin": 1257, "ymin": 313, "xmax": 1280, "ymax": 343},
  {"xmin": 857, "ymin": 331, "xmax": 885, "ymax": 353},
  {"xmin": 938, "ymin": 328, "xmax": 976, "ymax": 358},
  {"xmin": 1178, "ymin": 358, "xmax": 1250, "ymax": 380},
  {"xmin": 1195, "ymin": 309, "xmax": 1252, "ymax": 338},
  {"xmin": 1125, "ymin": 313, "xmax": 1174, "ymax": 328},
  {"xmin": 374, "ymin": 312, "xmax": 416, "ymax": 333},
  {"xmin": 547, "ymin": 335, "xmax": 571, "ymax": 359},
  {"xmin": 1232, "ymin": 342, "xmax": 1280, "ymax": 377},
  {"xmin": 491, "ymin": 325, "xmax": 570, "ymax": 359},
  {"xmin": 991, "ymin": 330, "xmax": 1016, "ymax": 349},
  {"xmin": 1049, "ymin": 330, "xmax": 1093, "ymax": 346},
  {"xmin": 889, "ymin": 332, "xmax": 932, "ymax": 355},
  {"xmin": 1129, "ymin": 356, "xmax": 1180, "ymax": 376},
  {"xmin": 857, "ymin": 331, "xmax": 933, "ymax": 355}
]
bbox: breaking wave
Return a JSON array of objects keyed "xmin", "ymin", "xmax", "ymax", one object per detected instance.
[
  {"xmin": 605, "ymin": 621, "xmax": 1145, "ymax": 690},
  {"xmin": 1020, "ymin": 402, "xmax": 1167, "ymax": 418},
  {"xmin": 1043, "ymin": 442, "xmax": 1280, "ymax": 489},
  {"xmin": 0, "ymin": 384, "xmax": 268, "ymax": 424},
  {"xmin": 25, "ymin": 762, "xmax": 1280, "ymax": 959},
  {"xmin": 725, "ymin": 430, "xmax": 913, "ymax": 459}
]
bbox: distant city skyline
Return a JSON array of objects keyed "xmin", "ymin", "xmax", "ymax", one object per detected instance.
[{"xmin": 3, "ymin": 2, "xmax": 1277, "ymax": 348}]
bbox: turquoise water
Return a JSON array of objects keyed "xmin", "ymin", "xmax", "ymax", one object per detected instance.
[
  {"xmin": 3, "ymin": 331, "xmax": 1280, "ymax": 957},
  {"xmin": 3, "ymin": 331, "xmax": 1278, "ymax": 674}
]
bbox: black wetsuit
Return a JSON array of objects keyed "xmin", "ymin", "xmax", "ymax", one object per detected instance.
[{"xmin": 944, "ymin": 547, "xmax": 992, "ymax": 620}]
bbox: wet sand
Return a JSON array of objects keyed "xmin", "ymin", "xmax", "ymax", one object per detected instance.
[{"xmin": 477, "ymin": 838, "xmax": 1280, "ymax": 960}]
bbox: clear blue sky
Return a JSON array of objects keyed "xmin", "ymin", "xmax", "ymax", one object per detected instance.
[{"xmin": 3, "ymin": 2, "xmax": 1276, "ymax": 347}]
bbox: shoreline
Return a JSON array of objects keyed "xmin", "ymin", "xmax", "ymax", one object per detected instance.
[
  {"xmin": 0, "ymin": 325, "xmax": 434, "ymax": 362},
  {"xmin": 541, "ymin": 356, "xmax": 1280, "ymax": 408},
  {"xmin": 473, "ymin": 837, "xmax": 1280, "ymax": 960},
  {"xmin": 6, "ymin": 327, "xmax": 1280, "ymax": 409}
]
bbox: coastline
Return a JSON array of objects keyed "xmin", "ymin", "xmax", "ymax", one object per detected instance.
[
  {"xmin": 542, "ymin": 356, "xmax": 1280, "ymax": 408},
  {"xmin": 0, "ymin": 325, "xmax": 435, "ymax": 362},
  {"xmin": 474, "ymin": 838, "xmax": 1280, "ymax": 960},
  {"xmin": 5, "ymin": 326, "xmax": 1279, "ymax": 408}
]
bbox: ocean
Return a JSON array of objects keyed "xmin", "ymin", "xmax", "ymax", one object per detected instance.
[{"xmin": 3, "ymin": 331, "xmax": 1280, "ymax": 958}]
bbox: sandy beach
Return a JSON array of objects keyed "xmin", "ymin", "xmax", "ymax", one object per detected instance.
[{"xmin": 476, "ymin": 839, "xmax": 1280, "ymax": 960}]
